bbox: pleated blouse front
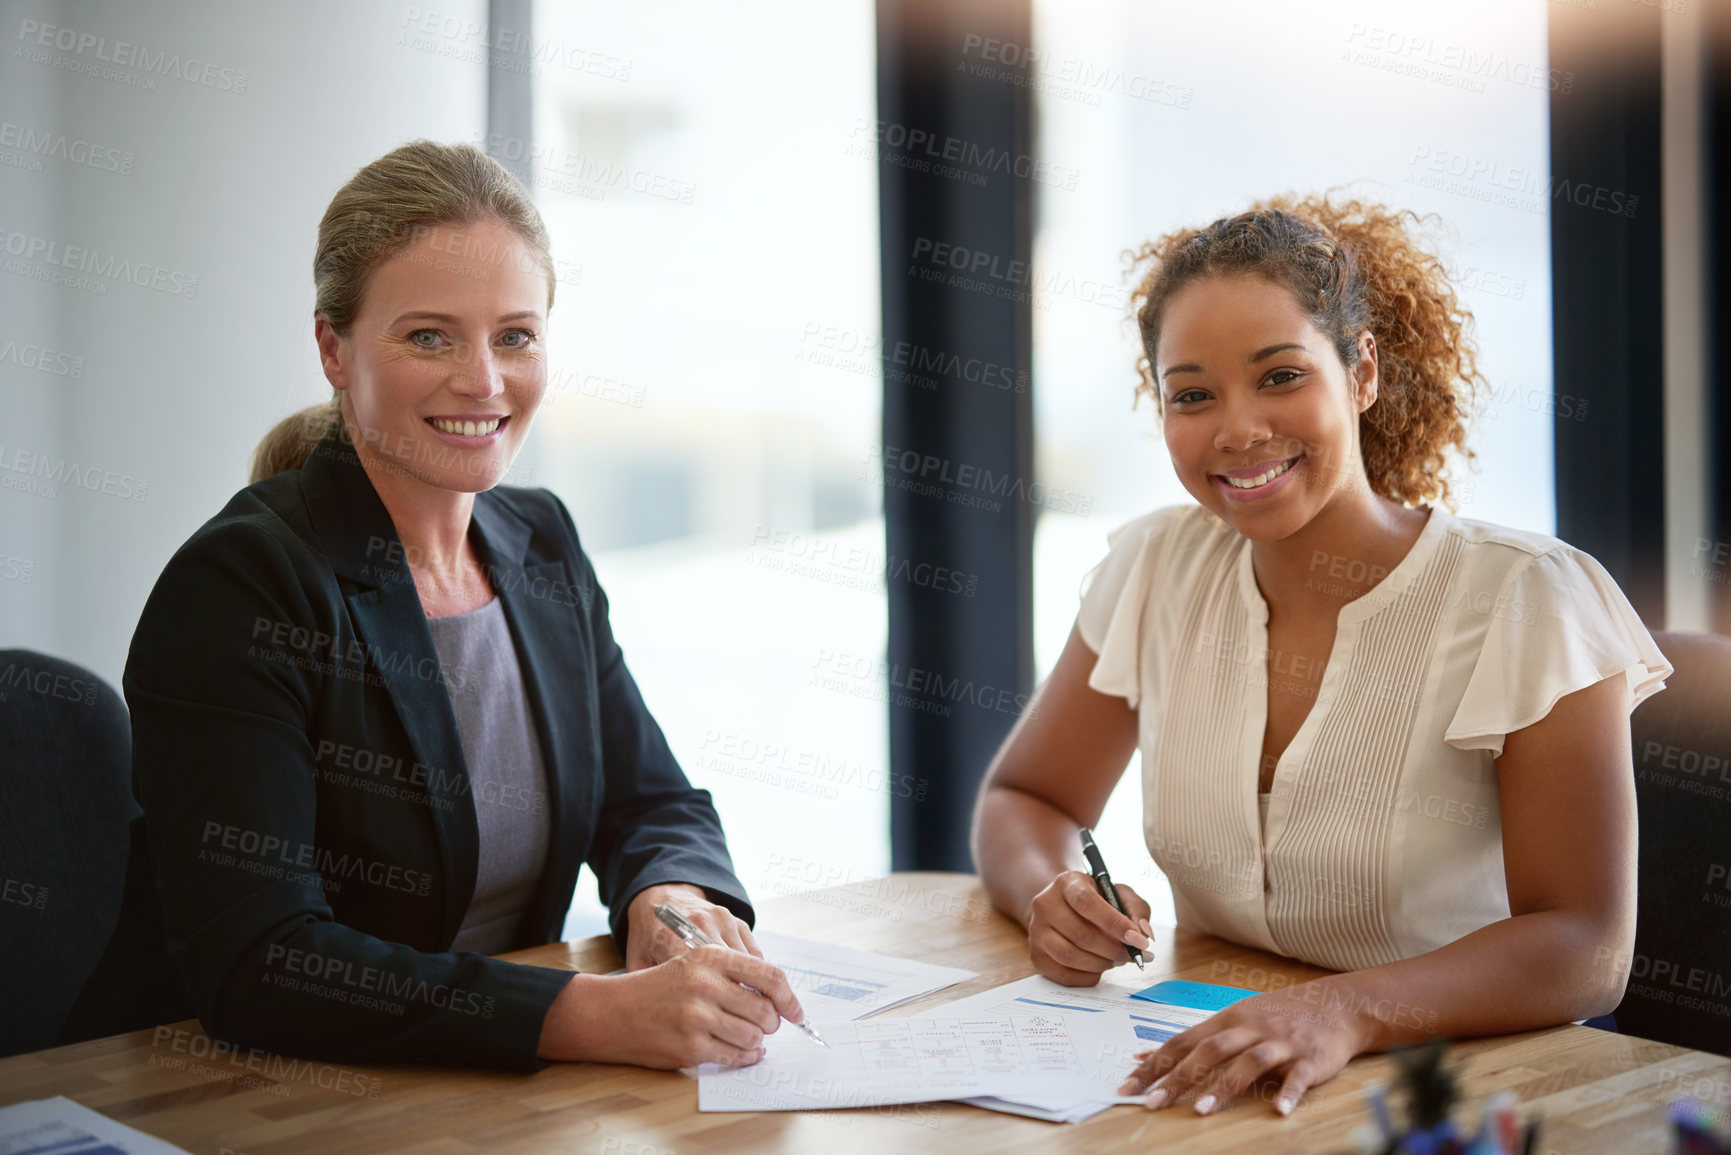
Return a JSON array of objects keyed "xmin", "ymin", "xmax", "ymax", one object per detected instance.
[{"xmin": 1076, "ymin": 502, "xmax": 1672, "ymax": 973}]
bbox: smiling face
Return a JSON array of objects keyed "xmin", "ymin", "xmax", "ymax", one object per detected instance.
[
  {"xmin": 1155, "ymin": 274, "xmax": 1378, "ymax": 540},
  {"xmin": 317, "ymin": 216, "xmax": 550, "ymax": 494}
]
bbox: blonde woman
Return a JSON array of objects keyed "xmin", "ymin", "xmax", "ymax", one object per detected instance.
[
  {"xmin": 61, "ymin": 141, "xmax": 804, "ymax": 1071},
  {"xmin": 973, "ymin": 197, "xmax": 1671, "ymax": 1116}
]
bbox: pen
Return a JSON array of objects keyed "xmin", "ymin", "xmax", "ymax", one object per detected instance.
[
  {"xmin": 653, "ymin": 904, "xmax": 829, "ymax": 1048},
  {"xmin": 1078, "ymin": 828, "xmax": 1145, "ymax": 970}
]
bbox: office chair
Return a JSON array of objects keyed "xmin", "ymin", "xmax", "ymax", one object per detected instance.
[
  {"xmin": 0, "ymin": 649, "xmax": 135, "ymax": 1058},
  {"xmin": 1605, "ymin": 629, "xmax": 1731, "ymax": 1058}
]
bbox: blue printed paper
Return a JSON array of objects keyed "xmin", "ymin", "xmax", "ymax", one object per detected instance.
[{"xmin": 1131, "ymin": 979, "xmax": 1258, "ymax": 1012}]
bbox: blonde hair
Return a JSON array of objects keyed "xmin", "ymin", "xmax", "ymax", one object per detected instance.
[{"xmin": 249, "ymin": 139, "xmax": 556, "ymax": 484}]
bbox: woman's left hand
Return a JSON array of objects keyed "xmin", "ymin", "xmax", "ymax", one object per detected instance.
[
  {"xmin": 1116, "ymin": 985, "xmax": 1367, "ymax": 1117},
  {"xmin": 625, "ymin": 883, "xmax": 763, "ymax": 971}
]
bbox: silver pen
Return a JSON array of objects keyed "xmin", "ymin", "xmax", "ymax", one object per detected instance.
[{"xmin": 653, "ymin": 904, "xmax": 829, "ymax": 1048}]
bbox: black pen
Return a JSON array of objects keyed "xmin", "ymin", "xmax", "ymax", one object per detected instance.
[{"xmin": 1079, "ymin": 827, "xmax": 1145, "ymax": 969}]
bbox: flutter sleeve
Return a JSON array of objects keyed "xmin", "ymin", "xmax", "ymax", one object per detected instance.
[
  {"xmin": 1075, "ymin": 504, "xmax": 1193, "ymax": 710},
  {"xmin": 1443, "ymin": 544, "xmax": 1673, "ymax": 756}
]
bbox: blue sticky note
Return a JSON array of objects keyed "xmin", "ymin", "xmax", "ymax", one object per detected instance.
[{"xmin": 1131, "ymin": 979, "xmax": 1258, "ymax": 1012}]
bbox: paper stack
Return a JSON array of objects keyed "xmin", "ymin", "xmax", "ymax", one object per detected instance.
[{"xmin": 699, "ymin": 957, "xmax": 1257, "ymax": 1124}]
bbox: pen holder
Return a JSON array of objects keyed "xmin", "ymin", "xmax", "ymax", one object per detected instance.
[
  {"xmin": 1672, "ymin": 1097, "xmax": 1731, "ymax": 1154},
  {"xmin": 1339, "ymin": 1039, "xmax": 1543, "ymax": 1155}
]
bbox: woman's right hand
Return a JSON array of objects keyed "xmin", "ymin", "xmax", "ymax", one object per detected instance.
[
  {"xmin": 1027, "ymin": 870, "xmax": 1154, "ymax": 986},
  {"xmin": 538, "ymin": 945, "xmax": 805, "ymax": 1068}
]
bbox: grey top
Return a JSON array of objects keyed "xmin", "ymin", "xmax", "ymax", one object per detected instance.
[{"xmin": 426, "ymin": 597, "xmax": 552, "ymax": 955}]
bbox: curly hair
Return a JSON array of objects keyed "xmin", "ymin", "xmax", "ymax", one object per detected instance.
[{"xmin": 1126, "ymin": 194, "xmax": 1483, "ymax": 509}]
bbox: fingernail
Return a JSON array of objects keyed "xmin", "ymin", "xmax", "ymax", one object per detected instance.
[
  {"xmin": 1194, "ymin": 1094, "xmax": 1216, "ymax": 1115},
  {"xmin": 1125, "ymin": 928, "xmax": 1152, "ymax": 949},
  {"xmin": 1141, "ymin": 919, "xmax": 1155, "ymax": 939},
  {"xmin": 1143, "ymin": 1087, "xmax": 1168, "ymax": 1110}
]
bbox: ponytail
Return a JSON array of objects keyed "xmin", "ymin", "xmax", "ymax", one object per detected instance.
[{"xmin": 248, "ymin": 396, "xmax": 341, "ymax": 485}]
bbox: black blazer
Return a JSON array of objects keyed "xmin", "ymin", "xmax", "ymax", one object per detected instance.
[{"xmin": 60, "ymin": 423, "xmax": 753, "ymax": 1069}]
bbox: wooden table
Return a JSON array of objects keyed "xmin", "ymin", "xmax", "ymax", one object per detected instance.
[{"xmin": 2, "ymin": 872, "xmax": 1724, "ymax": 1154}]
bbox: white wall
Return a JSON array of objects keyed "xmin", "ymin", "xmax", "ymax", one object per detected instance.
[{"xmin": 0, "ymin": 0, "xmax": 488, "ymax": 685}]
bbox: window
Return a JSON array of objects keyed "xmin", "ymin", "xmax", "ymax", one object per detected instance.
[{"xmin": 524, "ymin": 0, "xmax": 886, "ymax": 935}]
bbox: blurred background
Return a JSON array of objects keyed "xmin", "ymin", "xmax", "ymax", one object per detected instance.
[{"xmin": 1, "ymin": 0, "xmax": 1718, "ymax": 939}]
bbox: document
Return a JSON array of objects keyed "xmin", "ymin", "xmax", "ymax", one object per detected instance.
[
  {"xmin": 698, "ymin": 970, "xmax": 1259, "ymax": 1120},
  {"xmin": 0, "ymin": 1095, "xmax": 193, "ymax": 1154},
  {"xmin": 751, "ymin": 930, "xmax": 976, "ymax": 1023},
  {"xmin": 947, "ymin": 973, "xmax": 1257, "ymax": 1123},
  {"xmin": 697, "ymin": 1007, "xmax": 1135, "ymax": 1112}
]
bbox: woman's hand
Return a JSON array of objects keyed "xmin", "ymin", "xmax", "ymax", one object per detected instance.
[
  {"xmin": 625, "ymin": 883, "xmax": 762, "ymax": 971},
  {"xmin": 1027, "ymin": 870, "xmax": 1153, "ymax": 986},
  {"xmin": 538, "ymin": 947, "xmax": 806, "ymax": 1068},
  {"xmin": 1116, "ymin": 985, "xmax": 1367, "ymax": 1116}
]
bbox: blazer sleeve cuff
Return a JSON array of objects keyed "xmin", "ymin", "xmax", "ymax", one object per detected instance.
[
  {"xmin": 474, "ymin": 959, "xmax": 578, "ymax": 1071},
  {"xmin": 607, "ymin": 868, "xmax": 756, "ymax": 956}
]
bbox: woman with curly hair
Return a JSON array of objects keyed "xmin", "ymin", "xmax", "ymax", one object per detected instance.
[{"xmin": 972, "ymin": 196, "xmax": 1672, "ymax": 1116}]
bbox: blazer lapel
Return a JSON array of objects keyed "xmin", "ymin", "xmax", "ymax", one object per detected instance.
[
  {"xmin": 298, "ymin": 425, "xmax": 478, "ymax": 949},
  {"xmin": 469, "ymin": 496, "xmax": 595, "ymax": 949}
]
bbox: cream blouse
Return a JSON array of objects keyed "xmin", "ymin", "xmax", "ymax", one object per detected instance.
[{"xmin": 1077, "ymin": 501, "xmax": 1673, "ymax": 973}]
